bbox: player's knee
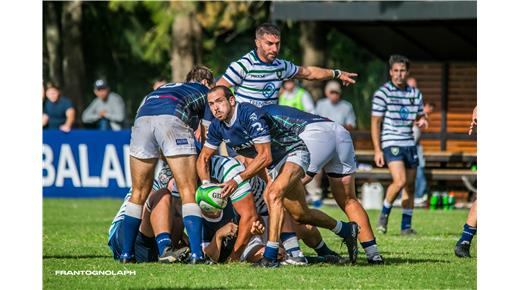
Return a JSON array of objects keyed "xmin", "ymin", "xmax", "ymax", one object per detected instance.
[
  {"xmin": 289, "ymin": 210, "xmax": 310, "ymax": 224},
  {"xmin": 393, "ymin": 178, "xmax": 407, "ymax": 189},
  {"xmin": 266, "ymin": 186, "xmax": 283, "ymax": 205}
]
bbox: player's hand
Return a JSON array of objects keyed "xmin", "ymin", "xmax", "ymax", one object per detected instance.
[
  {"xmin": 250, "ymin": 220, "xmax": 265, "ymax": 235},
  {"xmin": 220, "ymin": 179, "xmax": 238, "ymax": 198},
  {"xmin": 416, "ymin": 117, "xmax": 429, "ymax": 129},
  {"xmin": 42, "ymin": 114, "xmax": 49, "ymax": 127},
  {"xmin": 217, "ymin": 222, "xmax": 238, "ymax": 240},
  {"xmin": 99, "ymin": 110, "xmax": 106, "ymax": 118},
  {"xmin": 59, "ymin": 124, "xmax": 71, "ymax": 133},
  {"xmin": 374, "ymin": 150, "xmax": 385, "ymax": 168},
  {"xmin": 339, "ymin": 70, "xmax": 358, "ymax": 86}
]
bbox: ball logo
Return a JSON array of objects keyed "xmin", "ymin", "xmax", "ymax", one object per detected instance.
[
  {"xmin": 262, "ymin": 82, "xmax": 276, "ymax": 98},
  {"xmin": 211, "ymin": 192, "xmax": 223, "ymax": 199}
]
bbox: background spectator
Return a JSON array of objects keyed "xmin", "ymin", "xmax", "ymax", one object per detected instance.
[
  {"xmin": 316, "ymin": 80, "xmax": 357, "ymax": 130},
  {"xmin": 43, "ymin": 82, "xmax": 75, "ymax": 132},
  {"xmin": 82, "ymin": 79, "xmax": 126, "ymax": 130},
  {"xmin": 278, "ymin": 79, "xmax": 315, "ymax": 113},
  {"xmin": 413, "ymin": 101, "xmax": 435, "ymax": 204}
]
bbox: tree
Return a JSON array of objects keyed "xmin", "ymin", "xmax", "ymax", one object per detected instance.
[
  {"xmin": 299, "ymin": 21, "xmax": 326, "ymax": 101},
  {"xmin": 61, "ymin": 1, "xmax": 86, "ymax": 113},
  {"xmin": 44, "ymin": 2, "xmax": 62, "ymax": 86}
]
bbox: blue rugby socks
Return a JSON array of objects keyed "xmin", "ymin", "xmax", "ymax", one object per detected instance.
[
  {"xmin": 281, "ymin": 232, "xmax": 304, "ymax": 257},
  {"xmin": 457, "ymin": 223, "xmax": 477, "ymax": 245},
  {"xmin": 182, "ymin": 203, "xmax": 204, "ymax": 259},
  {"xmin": 264, "ymin": 241, "xmax": 280, "ymax": 261},
  {"xmin": 361, "ymin": 239, "xmax": 380, "ymax": 260},
  {"xmin": 121, "ymin": 202, "xmax": 143, "ymax": 258},
  {"xmin": 155, "ymin": 232, "xmax": 172, "ymax": 256},
  {"xmin": 382, "ymin": 200, "xmax": 393, "ymax": 217},
  {"xmin": 401, "ymin": 208, "xmax": 413, "ymax": 230},
  {"xmin": 313, "ymin": 239, "xmax": 336, "ymax": 257}
]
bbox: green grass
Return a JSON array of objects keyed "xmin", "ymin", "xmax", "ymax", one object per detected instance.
[{"xmin": 43, "ymin": 199, "xmax": 476, "ymax": 289}]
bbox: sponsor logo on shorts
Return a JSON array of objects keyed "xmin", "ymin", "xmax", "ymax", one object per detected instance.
[
  {"xmin": 391, "ymin": 147, "xmax": 400, "ymax": 156},
  {"xmin": 176, "ymin": 138, "xmax": 188, "ymax": 145}
]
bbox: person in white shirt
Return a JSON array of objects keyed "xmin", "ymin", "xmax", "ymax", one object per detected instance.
[{"xmin": 316, "ymin": 80, "xmax": 356, "ymax": 130}]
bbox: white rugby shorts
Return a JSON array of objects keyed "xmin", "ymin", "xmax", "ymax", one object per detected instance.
[
  {"xmin": 267, "ymin": 149, "xmax": 310, "ymax": 181},
  {"xmin": 130, "ymin": 115, "xmax": 197, "ymax": 159},
  {"xmin": 298, "ymin": 122, "xmax": 356, "ymax": 177}
]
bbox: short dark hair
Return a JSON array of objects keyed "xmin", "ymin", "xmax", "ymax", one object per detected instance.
[
  {"xmin": 46, "ymin": 81, "xmax": 59, "ymax": 90},
  {"xmin": 425, "ymin": 102, "xmax": 436, "ymax": 109},
  {"xmin": 389, "ymin": 54, "xmax": 410, "ymax": 70},
  {"xmin": 208, "ymin": 85, "xmax": 234, "ymax": 100},
  {"xmin": 185, "ymin": 65, "xmax": 214, "ymax": 85},
  {"xmin": 255, "ymin": 23, "xmax": 281, "ymax": 39}
]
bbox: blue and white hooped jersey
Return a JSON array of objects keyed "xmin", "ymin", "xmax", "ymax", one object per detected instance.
[
  {"xmin": 205, "ymin": 103, "xmax": 308, "ymax": 169},
  {"xmin": 210, "ymin": 155, "xmax": 268, "ymax": 216},
  {"xmin": 260, "ymin": 104, "xmax": 332, "ymax": 135},
  {"xmin": 108, "ymin": 192, "xmax": 131, "ymax": 241},
  {"xmin": 222, "ymin": 49, "xmax": 299, "ymax": 107},
  {"xmin": 136, "ymin": 82, "xmax": 213, "ymax": 129},
  {"xmin": 372, "ymin": 82, "xmax": 425, "ymax": 149}
]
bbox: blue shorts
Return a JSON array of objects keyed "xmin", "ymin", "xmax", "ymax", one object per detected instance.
[
  {"xmin": 383, "ymin": 146, "xmax": 418, "ymax": 168},
  {"xmin": 108, "ymin": 222, "xmax": 159, "ymax": 263}
]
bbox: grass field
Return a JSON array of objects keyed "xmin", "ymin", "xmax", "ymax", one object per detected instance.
[{"xmin": 43, "ymin": 198, "xmax": 476, "ymax": 289}]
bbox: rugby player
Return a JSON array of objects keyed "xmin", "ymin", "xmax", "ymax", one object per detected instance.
[
  {"xmin": 260, "ymin": 104, "xmax": 384, "ymax": 264},
  {"xmin": 216, "ymin": 23, "xmax": 357, "ymax": 107},
  {"xmin": 454, "ymin": 106, "xmax": 477, "ymax": 258},
  {"xmin": 197, "ymin": 86, "xmax": 359, "ymax": 268},
  {"xmin": 371, "ymin": 55, "xmax": 428, "ymax": 235},
  {"xmin": 120, "ymin": 66, "xmax": 214, "ymax": 263},
  {"xmin": 108, "ymin": 176, "xmax": 189, "ymax": 263}
]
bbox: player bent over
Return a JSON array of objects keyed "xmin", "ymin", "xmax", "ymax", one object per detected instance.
[
  {"xmin": 261, "ymin": 104, "xmax": 384, "ymax": 264},
  {"xmin": 120, "ymin": 66, "xmax": 214, "ymax": 263},
  {"xmin": 197, "ymin": 86, "xmax": 359, "ymax": 268}
]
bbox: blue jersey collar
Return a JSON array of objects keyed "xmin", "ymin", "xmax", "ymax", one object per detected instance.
[{"xmin": 224, "ymin": 102, "xmax": 239, "ymax": 127}]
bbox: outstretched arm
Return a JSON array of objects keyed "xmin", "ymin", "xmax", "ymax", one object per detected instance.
[{"xmin": 294, "ymin": 66, "xmax": 357, "ymax": 86}]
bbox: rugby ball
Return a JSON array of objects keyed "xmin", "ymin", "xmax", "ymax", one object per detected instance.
[{"xmin": 195, "ymin": 183, "xmax": 228, "ymax": 213}]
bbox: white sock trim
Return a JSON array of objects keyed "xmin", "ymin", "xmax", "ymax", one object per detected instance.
[
  {"xmin": 266, "ymin": 241, "xmax": 279, "ymax": 249},
  {"xmin": 126, "ymin": 202, "xmax": 143, "ymax": 219},
  {"xmin": 402, "ymin": 208, "xmax": 414, "ymax": 216},
  {"xmin": 383, "ymin": 200, "xmax": 392, "ymax": 208},
  {"xmin": 314, "ymin": 240, "xmax": 325, "ymax": 250},
  {"xmin": 182, "ymin": 203, "xmax": 202, "ymax": 218}
]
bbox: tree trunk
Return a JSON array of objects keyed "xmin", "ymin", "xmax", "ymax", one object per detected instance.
[
  {"xmin": 62, "ymin": 0, "xmax": 86, "ymax": 114},
  {"xmin": 44, "ymin": 1, "xmax": 62, "ymax": 86},
  {"xmin": 171, "ymin": 4, "xmax": 202, "ymax": 82},
  {"xmin": 300, "ymin": 21, "xmax": 326, "ymax": 101}
]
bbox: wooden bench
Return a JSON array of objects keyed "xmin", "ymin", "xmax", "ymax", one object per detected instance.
[
  {"xmin": 355, "ymin": 168, "xmax": 476, "ymax": 181},
  {"xmin": 355, "ymin": 150, "xmax": 477, "ymax": 163}
]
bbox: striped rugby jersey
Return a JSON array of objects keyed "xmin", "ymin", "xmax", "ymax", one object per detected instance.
[
  {"xmin": 209, "ymin": 155, "xmax": 268, "ymax": 216},
  {"xmin": 222, "ymin": 49, "xmax": 299, "ymax": 107},
  {"xmin": 371, "ymin": 81, "xmax": 425, "ymax": 149}
]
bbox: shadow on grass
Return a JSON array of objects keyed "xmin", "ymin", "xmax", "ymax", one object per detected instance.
[
  {"xmin": 306, "ymin": 256, "xmax": 449, "ymax": 267},
  {"xmin": 44, "ymin": 254, "xmax": 109, "ymax": 259}
]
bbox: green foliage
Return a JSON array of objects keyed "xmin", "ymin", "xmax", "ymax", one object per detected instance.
[
  {"xmin": 43, "ymin": 199, "xmax": 476, "ymax": 289},
  {"xmin": 325, "ymin": 28, "xmax": 387, "ymax": 129}
]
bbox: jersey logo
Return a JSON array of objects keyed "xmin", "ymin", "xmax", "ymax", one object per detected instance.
[
  {"xmin": 175, "ymin": 138, "xmax": 188, "ymax": 145},
  {"xmin": 391, "ymin": 147, "xmax": 400, "ymax": 156},
  {"xmin": 250, "ymin": 113, "xmax": 258, "ymax": 121},
  {"xmin": 262, "ymin": 82, "xmax": 276, "ymax": 98},
  {"xmin": 399, "ymin": 106, "xmax": 410, "ymax": 120},
  {"xmin": 251, "ymin": 122, "xmax": 264, "ymax": 132},
  {"xmin": 409, "ymin": 97, "xmax": 416, "ymax": 105},
  {"xmin": 276, "ymin": 70, "xmax": 283, "ymax": 79}
]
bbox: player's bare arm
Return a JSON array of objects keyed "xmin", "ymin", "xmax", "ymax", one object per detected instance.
[
  {"xmin": 294, "ymin": 66, "xmax": 358, "ymax": 86},
  {"xmin": 371, "ymin": 115, "xmax": 385, "ymax": 167},
  {"xmin": 216, "ymin": 77, "xmax": 232, "ymax": 88},
  {"xmin": 221, "ymin": 143, "xmax": 273, "ymax": 197},
  {"xmin": 196, "ymin": 146, "xmax": 218, "ymax": 183},
  {"xmin": 204, "ymin": 222, "xmax": 238, "ymax": 263}
]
